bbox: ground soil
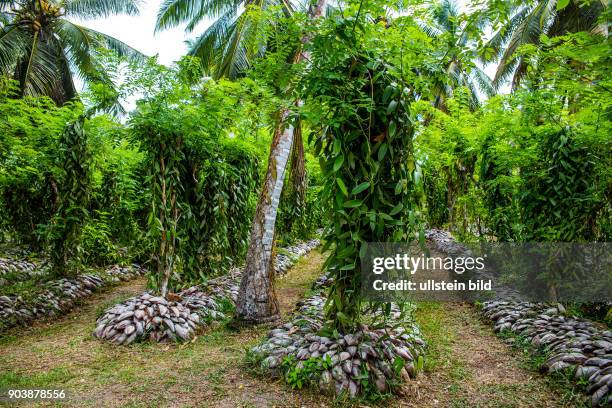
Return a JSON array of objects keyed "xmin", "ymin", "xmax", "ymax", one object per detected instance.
[
  {"xmin": 403, "ymin": 302, "xmax": 580, "ymax": 408},
  {"xmin": 0, "ymin": 250, "xmax": 577, "ymax": 407}
]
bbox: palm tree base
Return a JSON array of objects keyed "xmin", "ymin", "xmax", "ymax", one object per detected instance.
[{"xmin": 228, "ymin": 313, "xmax": 281, "ymax": 329}]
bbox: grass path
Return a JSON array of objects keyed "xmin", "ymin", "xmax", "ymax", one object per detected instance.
[
  {"xmin": 0, "ymin": 250, "xmax": 581, "ymax": 407},
  {"xmin": 0, "ymin": 251, "xmax": 329, "ymax": 408},
  {"xmin": 393, "ymin": 249, "xmax": 580, "ymax": 408},
  {"xmin": 402, "ymin": 301, "xmax": 580, "ymax": 408}
]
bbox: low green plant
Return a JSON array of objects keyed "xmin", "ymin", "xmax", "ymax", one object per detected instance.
[{"xmin": 281, "ymin": 355, "xmax": 332, "ymax": 390}]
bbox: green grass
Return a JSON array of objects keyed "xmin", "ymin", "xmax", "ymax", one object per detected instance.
[
  {"xmin": 0, "ymin": 250, "xmax": 332, "ymax": 407},
  {"xmin": 414, "ymin": 301, "xmax": 585, "ymax": 407},
  {"xmin": 0, "ymin": 367, "xmax": 75, "ymax": 389},
  {"xmin": 415, "ymin": 301, "xmax": 465, "ymax": 376},
  {"xmin": 496, "ymin": 329, "xmax": 589, "ymax": 407}
]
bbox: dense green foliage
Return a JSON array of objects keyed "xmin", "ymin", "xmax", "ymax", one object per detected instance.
[
  {"xmin": 46, "ymin": 113, "xmax": 92, "ymax": 276},
  {"xmin": 417, "ymin": 32, "xmax": 610, "ymax": 243},
  {"xmin": 0, "ymin": 0, "xmax": 143, "ymax": 106},
  {"xmin": 0, "ymin": 79, "xmax": 80, "ymax": 247},
  {"xmin": 0, "ymin": 0, "xmax": 609, "ymax": 323},
  {"xmin": 0, "ymin": 78, "xmax": 147, "ymax": 269},
  {"xmin": 303, "ymin": 5, "xmax": 435, "ymax": 331},
  {"xmin": 0, "ymin": 51, "xmax": 324, "ymax": 289}
]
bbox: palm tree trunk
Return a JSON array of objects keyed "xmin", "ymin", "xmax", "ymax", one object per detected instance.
[
  {"xmin": 234, "ymin": 118, "xmax": 293, "ymax": 324},
  {"xmin": 235, "ymin": 0, "xmax": 327, "ymax": 325}
]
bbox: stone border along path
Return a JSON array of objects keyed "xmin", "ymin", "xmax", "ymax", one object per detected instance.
[
  {"xmin": 426, "ymin": 229, "xmax": 612, "ymax": 407},
  {"xmin": 93, "ymin": 238, "xmax": 321, "ymax": 345},
  {"xmin": 0, "ymin": 256, "xmax": 47, "ymax": 286},
  {"xmin": 248, "ymin": 270, "xmax": 427, "ymax": 399},
  {"xmin": 0, "ymin": 264, "xmax": 147, "ymax": 334}
]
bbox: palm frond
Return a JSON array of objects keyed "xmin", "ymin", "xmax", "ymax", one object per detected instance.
[
  {"xmin": 492, "ymin": 1, "xmax": 550, "ymax": 89},
  {"xmin": 3, "ymin": 0, "xmax": 143, "ymax": 105},
  {"xmin": 537, "ymin": 0, "xmax": 557, "ymax": 33},
  {"xmin": 418, "ymin": 21, "xmax": 442, "ymax": 38},
  {"xmin": 184, "ymin": 4, "xmax": 211, "ymax": 33},
  {"xmin": 63, "ymin": 0, "xmax": 140, "ymax": 19},
  {"xmin": 215, "ymin": 14, "xmax": 249, "ymax": 79},
  {"xmin": 489, "ymin": 0, "xmax": 606, "ymax": 90},
  {"xmin": 1, "ymin": 10, "xmax": 13, "ymax": 22},
  {"xmin": 213, "ymin": 0, "xmax": 285, "ymax": 79},
  {"xmin": 0, "ymin": 24, "xmax": 27, "ymax": 75},
  {"xmin": 484, "ymin": 6, "xmax": 531, "ymax": 63},
  {"xmin": 470, "ymin": 66, "xmax": 494, "ymax": 97},
  {"xmin": 188, "ymin": 7, "xmax": 238, "ymax": 74},
  {"xmin": 57, "ymin": 52, "xmax": 78, "ymax": 102},
  {"xmin": 0, "ymin": 1, "xmax": 18, "ymax": 12},
  {"xmin": 82, "ymin": 26, "xmax": 146, "ymax": 60},
  {"xmin": 15, "ymin": 31, "xmax": 63, "ymax": 101},
  {"xmin": 548, "ymin": 0, "xmax": 606, "ymax": 36},
  {"xmin": 510, "ymin": 58, "xmax": 528, "ymax": 91},
  {"xmin": 53, "ymin": 19, "xmax": 98, "ymax": 79},
  {"xmin": 492, "ymin": 57, "xmax": 519, "ymax": 91},
  {"xmin": 433, "ymin": 0, "xmax": 459, "ymax": 34},
  {"xmin": 156, "ymin": 0, "xmax": 237, "ymax": 32},
  {"xmin": 466, "ymin": 80, "xmax": 480, "ymax": 110},
  {"xmin": 54, "ymin": 19, "xmax": 125, "ymax": 110}
]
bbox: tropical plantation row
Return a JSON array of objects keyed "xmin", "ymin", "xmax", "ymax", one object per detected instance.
[{"xmin": 0, "ymin": 0, "xmax": 610, "ymax": 406}]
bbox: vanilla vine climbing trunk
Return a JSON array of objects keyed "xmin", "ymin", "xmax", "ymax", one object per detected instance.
[{"xmin": 235, "ymin": 0, "xmax": 327, "ymax": 324}]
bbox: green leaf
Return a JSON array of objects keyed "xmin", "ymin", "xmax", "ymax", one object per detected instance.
[
  {"xmin": 390, "ymin": 203, "xmax": 403, "ymax": 216},
  {"xmin": 378, "ymin": 143, "xmax": 388, "ymax": 161},
  {"xmin": 333, "ymin": 138, "xmax": 341, "ymax": 154},
  {"xmin": 556, "ymin": 0, "xmax": 570, "ymax": 10},
  {"xmin": 336, "ymin": 178, "xmax": 348, "ymax": 196},
  {"xmin": 382, "ymin": 85, "xmax": 394, "ymax": 103},
  {"xmin": 359, "ymin": 244, "xmax": 367, "ymax": 260},
  {"xmin": 351, "ymin": 182, "xmax": 370, "ymax": 195},
  {"xmin": 379, "ymin": 213, "xmax": 393, "ymax": 221},
  {"xmin": 333, "ymin": 155, "xmax": 344, "ymax": 172},
  {"xmin": 394, "ymin": 181, "xmax": 403, "ymax": 194},
  {"xmin": 388, "ymin": 121, "xmax": 397, "ymax": 137},
  {"xmin": 336, "ymin": 312, "xmax": 349, "ymax": 323},
  {"xmin": 344, "ymin": 200, "xmax": 362, "ymax": 208}
]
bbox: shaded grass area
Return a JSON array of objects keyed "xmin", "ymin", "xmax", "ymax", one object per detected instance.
[
  {"xmin": 0, "ymin": 251, "xmax": 586, "ymax": 408},
  {"xmin": 0, "ymin": 251, "xmax": 330, "ymax": 407},
  {"xmin": 410, "ymin": 301, "xmax": 572, "ymax": 408}
]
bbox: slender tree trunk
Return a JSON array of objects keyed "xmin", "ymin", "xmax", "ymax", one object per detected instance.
[
  {"xmin": 234, "ymin": 120, "xmax": 293, "ymax": 323},
  {"xmin": 234, "ymin": 0, "xmax": 327, "ymax": 325}
]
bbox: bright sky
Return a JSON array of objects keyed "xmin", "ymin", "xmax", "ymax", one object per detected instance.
[
  {"xmin": 74, "ymin": 0, "xmax": 503, "ymax": 94},
  {"xmin": 74, "ymin": 0, "xmax": 211, "ymax": 66}
]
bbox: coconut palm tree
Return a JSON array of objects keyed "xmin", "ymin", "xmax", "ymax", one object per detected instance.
[
  {"xmin": 0, "ymin": 0, "xmax": 144, "ymax": 105},
  {"xmin": 421, "ymin": 0, "xmax": 494, "ymax": 110},
  {"xmin": 156, "ymin": 0, "xmax": 326, "ymax": 324},
  {"xmin": 156, "ymin": 0, "xmax": 295, "ymax": 79},
  {"xmin": 486, "ymin": 0, "xmax": 607, "ymax": 90},
  {"xmin": 233, "ymin": 0, "xmax": 326, "ymax": 325}
]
